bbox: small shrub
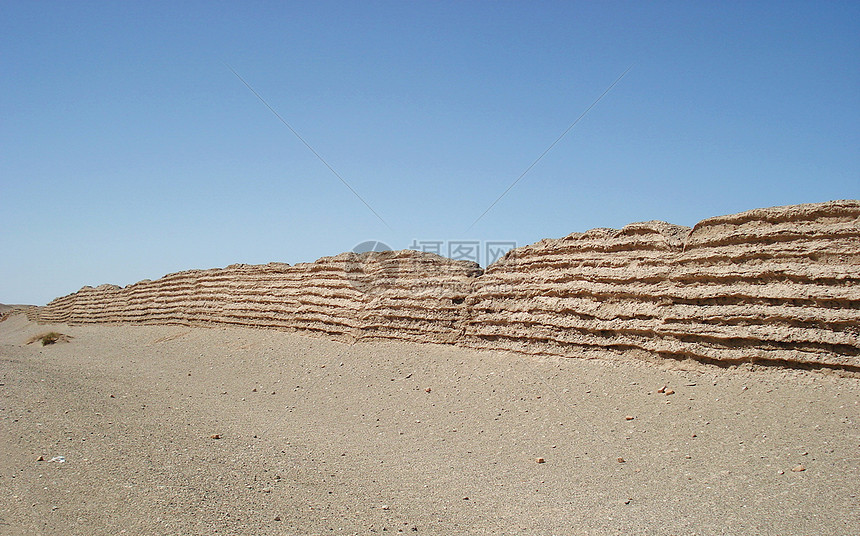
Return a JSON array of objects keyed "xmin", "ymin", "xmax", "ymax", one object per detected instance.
[
  {"xmin": 26, "ymin": 332, "xmax": 71, "ymax": 346},
  {"xmin": 40, "ymin": 332, "xmax": 62, "ymax": 345}
]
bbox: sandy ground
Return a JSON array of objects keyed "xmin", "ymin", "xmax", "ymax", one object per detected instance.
[{"xmin": 0, "ymin": 314, "xmax": 857, "ymax": 535}]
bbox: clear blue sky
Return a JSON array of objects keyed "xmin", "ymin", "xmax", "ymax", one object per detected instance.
[{"xmin": 2, "ymin": 1, "xmax": 857, "ymax": 305}]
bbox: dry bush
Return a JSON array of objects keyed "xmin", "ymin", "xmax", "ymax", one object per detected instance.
[{"xmin": 26, "ymin": 332, "xmax": 72, "ymax": 346}]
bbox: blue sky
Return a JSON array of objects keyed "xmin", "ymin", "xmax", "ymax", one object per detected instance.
[{"xmin": 2, "ymin": 1, "xmax": 857, "ymax": 305}]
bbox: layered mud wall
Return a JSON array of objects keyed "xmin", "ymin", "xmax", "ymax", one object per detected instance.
[
  {"xmin": 462, "ymin": 202, "xmax": 860, "ymax": 370},
  {"xmin": 33, "ymin": 251, "xmax": 482, "ymax": 345},
  {"xmin": 31, "ymin": 201, "xmax": 860, "ymax": 370}
]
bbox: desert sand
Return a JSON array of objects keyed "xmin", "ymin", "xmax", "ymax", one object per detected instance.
[{"xmin": 1, "ymin": 313, "xmax": 858, "ymax": 535}]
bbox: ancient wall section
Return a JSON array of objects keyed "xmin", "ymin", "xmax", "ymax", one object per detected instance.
[{"xmin": 33, "ymin": 201, "xmax": 860, "ymax": 370}]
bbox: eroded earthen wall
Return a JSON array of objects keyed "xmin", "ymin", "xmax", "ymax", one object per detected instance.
[{"xmin": 33, "ymin": 201, "xmax": 860, "ymax": 370}]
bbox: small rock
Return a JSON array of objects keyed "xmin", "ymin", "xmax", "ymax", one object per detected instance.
[
  {"xmin": 625, "ymin": 415, "xmax": 634, "ymax": 421},
  {"xmin": 617, "ymin": 457, "xmax": 626, "ymax": 463},
  {"xmin": 252, "ymin": 388, "xmax": 257, "ymax": 392},
  {"xmin": 274, "ymin": 516, "xmax": 281, "ymax": 521},
  {"xmin": 536, "ymin": 457, "xmax": 545, "ymax": 464},
  {"xmin": 462, "ymin": 496, "xmax": 469, "ymax": 501},
  {"xmin": 657, "ymin": 386, "xmax": 666, "ymax": 393},
  {"xmin": 210, "ymin": 434, "xmax": 221, "ymax": 439},
  {"xmin": 778, "ymin": 470, "xmax": 785, "ymax": 475},
  {"xmin": 665, "ymin": 389, "xmax": 675, "ymax": 395},
  {"xmin": 36, "ymin": 455, "xmax": 44, "ymax": 462},
  {"xmin": 109, "ymin": 394, "xmax": 115, "ymax": 398},
  {"xmin": 424, "ymin": 388, "xmax": 432, "ymax": 393},
  {"xmin": 792, "ymin": 464, "xmax": 806, "ymax": 472},
  {"xmin": 381, "ymin": 505, "xmax": 390, "ymax": 510}
]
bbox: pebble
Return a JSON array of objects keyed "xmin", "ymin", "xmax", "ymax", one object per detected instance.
[
  {"xmin": 210, "ymin": 434, "xmax": 221, "ymax": 439},
  {"xmin": 617, "ymin": 457, "xmax": 626, "ymax": 463},
  {"xmin": 536, "ymin": 458, "xmax": 545, "ymax": 464},
  {"xmin": 424, "ymin": 388, "xmax": 432, "ymax": 393},
  {"xmin": 36, "ymin": 455, "xmax": 44, "ymax": 462},
  {"xmin": 625, "ymin": 415, "xmax": 634, "ymax": 421},
  {"xmin": 792, "ymin": 464, "xmax": 806, "ymax": 472},
  {"xmin": 274, "ymin": 516, "xmax": 281, "ymax": 521},
  {"xmin": 665, "ymin": 389, "xmax": 675, "ymax": 395}
]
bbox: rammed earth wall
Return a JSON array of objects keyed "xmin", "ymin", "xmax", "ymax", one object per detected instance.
[{"xmin": 31, "ymin": 201, "xmax": 860, "ymax": 371}]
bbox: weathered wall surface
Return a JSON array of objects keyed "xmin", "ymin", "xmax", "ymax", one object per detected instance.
[
  {"xmin": 33, "ymin": 251, "xmax": 483, "ymax": 344},
  {"xmin": 31, "ymin": 201, "xmax": 860, "ymax": 371},
  {"xmin": 462, "ymin": 201, "xmax": 860, "ymax": 370}
]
